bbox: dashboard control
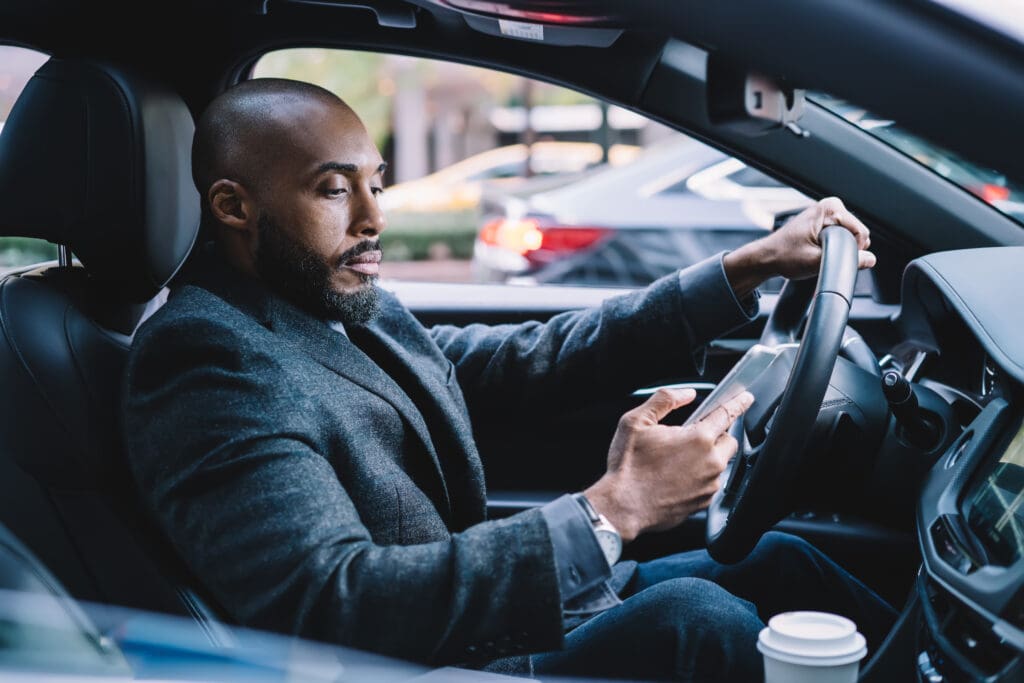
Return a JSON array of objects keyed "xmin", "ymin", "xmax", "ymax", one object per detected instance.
[
  {"xmin": 945, "ymin": 437, "xmax": 972, "ymax": 470},
  {"xmin": 982, "ymin": 356, "xmax": 1002, "ymax": 399},
  {"xmin": 916, "ymin": 398, "xmax": 1024, "ymax": 681},
  {"xmin": 930, "ymin": 518, "xmax": 977, "ymax": 575},
  {"xmin": 883, "ymin": 370, "xmax": 940, "ymax": 449}
]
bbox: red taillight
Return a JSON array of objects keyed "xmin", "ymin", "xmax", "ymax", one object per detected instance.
[
  {"xmin": 480, "ymin": 218, "xmax": 545, "ymax": 254},
  {"xmin": 969, "ymin": 183, "xmax": 1010, "ymax": 203},
  {"xmin": 480, "ymin": 219, "xmax": 610, "ymax": 264},
  {"xmin": 538, "ymin": 227, "xmax": 610, "ymax": 253}
]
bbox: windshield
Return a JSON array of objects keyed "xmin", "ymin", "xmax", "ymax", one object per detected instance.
[
  {"xmin": 812, "ymin": 93, "xmax": 1024, "ymax": 226},
  {"xmin": 931, "ymin": 0, "xmax": 1024, "ymax": 44}
]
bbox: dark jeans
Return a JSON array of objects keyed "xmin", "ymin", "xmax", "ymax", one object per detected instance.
[{"xmin": 532, "ymin": 531, "xmax": 898, "ymax": 682}]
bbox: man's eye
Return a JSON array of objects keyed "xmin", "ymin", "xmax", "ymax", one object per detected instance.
[
  {"xmin": 325, "ymin": 188, "xmax": 347, "ymax": 197},
  {"xmin": 371, "ymin": 187, "xmax": 384, "ymax": 196}
]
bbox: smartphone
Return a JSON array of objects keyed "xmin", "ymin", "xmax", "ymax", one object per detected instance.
[{"xmin": 683, "ymin": 344, "xmax": 782, "ymax": 426}]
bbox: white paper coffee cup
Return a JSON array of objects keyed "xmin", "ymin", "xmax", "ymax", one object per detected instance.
[{"xmin": 757, "ymin": 611, "xmax": 867, "ymax": 683}]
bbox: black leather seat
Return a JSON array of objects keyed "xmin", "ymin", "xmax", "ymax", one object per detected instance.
[{"xmin": 0, "ymin": 58, "xmax": 220, "ymax": 628}]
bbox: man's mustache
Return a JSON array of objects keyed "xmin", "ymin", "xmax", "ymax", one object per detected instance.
[{"xmin": 337, "ymin": 239, "xmax": 382, "ymax": 268}]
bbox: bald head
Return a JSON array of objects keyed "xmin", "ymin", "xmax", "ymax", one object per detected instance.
[
  {"xmin": 192, "ymin": 78, "xmax": 360, "ymax": 208},
  {"xmin": 189, "ymin": 77, "xmax": 387, "ymax": 319}
]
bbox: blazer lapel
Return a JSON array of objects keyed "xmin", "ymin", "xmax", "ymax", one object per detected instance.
[
  {"xmin": 266, "ymin": 300, "xmax": 453, "ymax": 519},
  {"xmin": 350, "ymin": 305, "xmax": 487, "ymax": 530},
  {"xmin": 180, "ymin": 249, "xmax": 452, "ymax": 519}
]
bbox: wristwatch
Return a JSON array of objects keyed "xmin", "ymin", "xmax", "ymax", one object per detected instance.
[{"xmin": 574, "ymin": 493, "xmax": 622, "ymax": 567}]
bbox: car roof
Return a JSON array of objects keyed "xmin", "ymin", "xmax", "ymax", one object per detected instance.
[{"xmin": 1, "ymin": 0, "xmax": 1019, "ymax": 181}]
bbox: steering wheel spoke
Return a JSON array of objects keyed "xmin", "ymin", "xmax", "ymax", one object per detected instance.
[{"xmin": 705, "ymin": 225, "xmax": 860, "ymax": 563}]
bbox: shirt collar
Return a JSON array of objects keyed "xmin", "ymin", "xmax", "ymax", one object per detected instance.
[{"xmin": 329, "ymin": 320, "xmax": 348, "ymax": 337}]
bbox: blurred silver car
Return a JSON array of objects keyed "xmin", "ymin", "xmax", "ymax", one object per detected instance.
[{"xmin": 472, "ymin": 137, "xmax": 811, "ymax": 287}]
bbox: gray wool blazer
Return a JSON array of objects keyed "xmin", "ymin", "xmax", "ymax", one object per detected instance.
[{"xmin": 121, "ymin": 247, "xmax": 754, "ymax": 668}]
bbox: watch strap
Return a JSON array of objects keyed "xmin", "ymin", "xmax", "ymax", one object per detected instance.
[{"xmin": 573, "ymin": 493, "xmax": 601, "ymax": 524}]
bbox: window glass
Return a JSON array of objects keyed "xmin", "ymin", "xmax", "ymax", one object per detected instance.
[
  {"xmin": 0, "ymin": 46, "xmax": 53, "ymax": 273},
  {"xmin": 728, "ymin": 166, "xmax": 788, "ymax": 189},
  {"xmin": 813, "ymin": 93, "xmax": 1024, "ymax": 226},
  {"xmin": 254, "ymin": 49, "xmax": 817, "ymax": 291}
]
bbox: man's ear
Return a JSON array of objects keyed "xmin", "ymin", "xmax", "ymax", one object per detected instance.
[{"xmin": 208, "ymin": 179, "xmax": 257, "ymax": 237}]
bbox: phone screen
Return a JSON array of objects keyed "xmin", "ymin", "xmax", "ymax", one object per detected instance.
[{"xmin": 683, "ymin": 344, "xmax": 784, "ymax": 426}]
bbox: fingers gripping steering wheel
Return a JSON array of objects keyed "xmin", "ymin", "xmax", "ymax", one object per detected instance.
[{"xmin": 705, "ymin": 226, "xmax": 860, "ymax": 564}]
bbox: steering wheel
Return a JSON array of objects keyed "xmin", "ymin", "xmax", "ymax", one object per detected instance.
[{"xmin": 706, "ymin": 225, "xmax": 860, "ymax": 564}]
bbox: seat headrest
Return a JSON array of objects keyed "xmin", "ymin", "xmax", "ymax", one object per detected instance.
[{"xmin": 0, "ymin": 58, "xmax": 199, "ymax": 302}]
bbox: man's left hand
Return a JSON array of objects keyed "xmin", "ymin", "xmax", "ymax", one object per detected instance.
[{"xmin": 722, "ymin": 197, "xmax": 876, "ymax": 297}]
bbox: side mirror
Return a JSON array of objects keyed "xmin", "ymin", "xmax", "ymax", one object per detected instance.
[{"xmin": 707, "ymin": 53, "xmax": 806, "ymax": 136}]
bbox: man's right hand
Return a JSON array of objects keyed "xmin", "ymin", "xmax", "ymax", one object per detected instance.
[{"xmin": 583, "ymin": 388, "xmax": 754, "ymax": 542}]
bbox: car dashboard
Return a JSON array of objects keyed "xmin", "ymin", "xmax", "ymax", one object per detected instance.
[{"xmin": 887, "ymin": 247, "xmax": 1024, "ymax": 681}]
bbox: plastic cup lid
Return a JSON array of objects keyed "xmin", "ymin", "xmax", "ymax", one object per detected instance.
[{"xmin": 757, "ymin": 611, "xmax": 867, "ymax": 667}]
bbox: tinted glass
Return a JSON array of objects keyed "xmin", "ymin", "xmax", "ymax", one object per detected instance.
[{"xmin": 813, "ymin": 93, "xmax": 1024, "ymax": 226}]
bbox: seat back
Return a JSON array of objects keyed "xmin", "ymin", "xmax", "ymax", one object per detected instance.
[{"xmin": 0, "ymin": 58, "xmax": 217, "ymax": 625}]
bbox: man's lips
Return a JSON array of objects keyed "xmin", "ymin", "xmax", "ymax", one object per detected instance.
[{"xmin": 341, "ymin": 250, "xmax": 382, "ymax": 275}]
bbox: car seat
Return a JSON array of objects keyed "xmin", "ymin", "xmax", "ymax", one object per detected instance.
[{"xmin": 0, "ymin": 57, "xmax": 225, "ymax": 635}]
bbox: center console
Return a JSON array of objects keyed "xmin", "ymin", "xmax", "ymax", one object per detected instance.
[{"xmin": 914, "ymin": 398, "xmax": 1024, "ymax": 681}]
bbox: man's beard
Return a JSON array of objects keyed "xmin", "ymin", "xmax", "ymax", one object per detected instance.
[{"xmin": 255, "ymin": 212, "xmax": 381, "ymax": 325}]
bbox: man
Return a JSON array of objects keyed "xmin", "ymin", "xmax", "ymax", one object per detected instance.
[{"xmin": 123, "ymin": 78, "xmax": 893, "ymax": 681}]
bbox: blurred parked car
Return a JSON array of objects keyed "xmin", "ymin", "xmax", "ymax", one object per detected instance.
[
  {"xmin": 379, "ymin": 141, "xmax": 640, "ymax": 214},
  {"xmin": 472, "ymin": 137, "xmax": 811, "ymax": 287}
]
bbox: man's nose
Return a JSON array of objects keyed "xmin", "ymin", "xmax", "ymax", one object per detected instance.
[{"xmin": 350, "ymin": 186, "xmax": 386, "ymax": 237}]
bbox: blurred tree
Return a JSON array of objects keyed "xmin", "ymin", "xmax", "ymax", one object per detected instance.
[
  {"xmin": 255, "ymin": 49, "xmax": 393, "ymax": 147},
  {"xmin": 254, "ymin": 48, "xmax": 594, "ymax": 150}
]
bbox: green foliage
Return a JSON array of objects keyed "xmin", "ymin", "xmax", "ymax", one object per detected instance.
[
  {"xmin": 381, "ymin": 210, "xmax": 478, "ymax": 261},
  {"xmin": 253, "ymin": 48, "xmax": 596, "ymax": 150},
  {"xmin": 254, "ymin": 49, "xmax": 393, "ymax": 148},
  {"xmin": 0, "ymin": 237, "xmax": 57, "ymax": 268}
]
